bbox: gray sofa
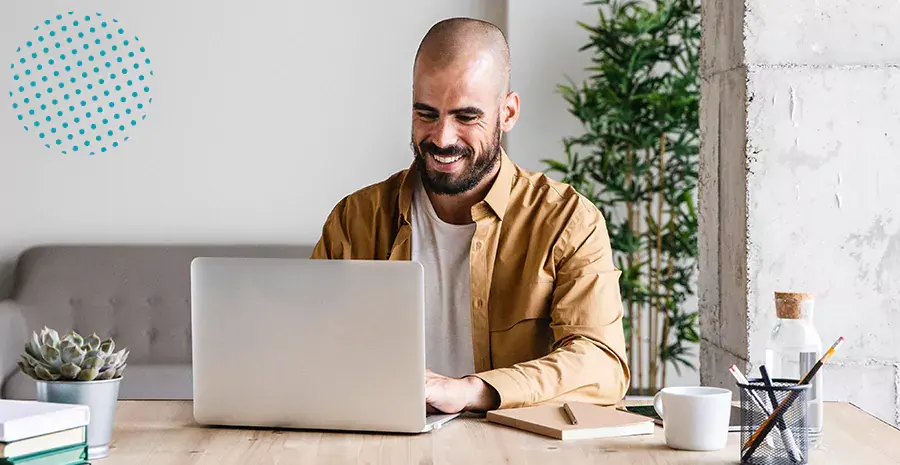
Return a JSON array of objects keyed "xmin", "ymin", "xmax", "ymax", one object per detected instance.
[{"xmin": 0, "ymin": 245, "xmax": 312, "ymax": 400}]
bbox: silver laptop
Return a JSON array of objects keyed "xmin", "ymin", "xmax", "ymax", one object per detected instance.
[{"xmin": 190, "ymin": 257, "xmax": 459, "ymax": 433}]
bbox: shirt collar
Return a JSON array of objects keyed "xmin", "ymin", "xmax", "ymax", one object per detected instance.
[
  {"xmin": 397, "ymin": 147, "xmax": 514, "ymax": 226},
  {"xmin": 398, "ymin": 163, "xmax": 415, "ymax": 227},
  {"xmin": 483, "ymin": 147, "xmax": 514, "ymax": 221}
]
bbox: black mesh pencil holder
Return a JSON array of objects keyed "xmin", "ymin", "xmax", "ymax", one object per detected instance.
[{"xmin": 738, "ymin": 378, "xmax": 811, "ymax": 465}]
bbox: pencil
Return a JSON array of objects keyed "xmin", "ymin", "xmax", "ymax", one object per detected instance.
[
  {"xmin": 741, "ymin": 336, "xmax": 844, "ymax": 461},
  {"xmin": 562, "ymin": 402, "xmax": 578, "ymax": 425}
]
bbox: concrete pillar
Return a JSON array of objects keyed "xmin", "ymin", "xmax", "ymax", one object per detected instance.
[{"xmin": 700, "ymin": 0, "xmax": 900, "ymax": 426}]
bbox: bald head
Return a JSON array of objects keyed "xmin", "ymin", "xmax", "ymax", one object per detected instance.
[
  {"xmin": 414, "ymin": 18, "xmax": 510, "ymax": 96},
  {"xmin": 410, "ymin": 18, "xmax": 519, "ymax": 198}
]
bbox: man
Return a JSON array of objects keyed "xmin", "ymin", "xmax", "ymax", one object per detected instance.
[{"xmin": 311, "ymin": 18, "xmax": 629, "ymax": 414}]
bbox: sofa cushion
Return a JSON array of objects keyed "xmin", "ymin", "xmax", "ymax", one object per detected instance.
[
  {"xmin": 2, "ymin": 364, "xmax": 193, "ymax": 400},
  {"xmin": 11, "ymin": 245, "xmax": 312, "ymax": 366}
]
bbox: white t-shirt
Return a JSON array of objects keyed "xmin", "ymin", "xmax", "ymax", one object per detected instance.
[{"xmin": 410, "ymin": 177, "xmax": 477, "ymax": 379}]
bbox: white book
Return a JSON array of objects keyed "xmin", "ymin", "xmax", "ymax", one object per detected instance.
[
  {"xmin": 0, "ymin": 427, "xmax": 85, "ymax": 458},
  {"xmin": 0, "ymin": 400, "xmax": 90, "ymax": 443}
]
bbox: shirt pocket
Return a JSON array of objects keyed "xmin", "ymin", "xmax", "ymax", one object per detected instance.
[{"xmin": 489, "ymin": 281, "xmax": 554, "ymax": 332}]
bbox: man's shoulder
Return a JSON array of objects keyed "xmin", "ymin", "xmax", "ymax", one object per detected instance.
[{"xmin": 508, "ymin": 163, "xmax": 601, "ymax": 222}]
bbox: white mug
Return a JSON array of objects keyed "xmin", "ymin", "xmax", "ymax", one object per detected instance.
[{"xmin": 653, "ymin": 386, "xmax": 732, "ymax": 451}]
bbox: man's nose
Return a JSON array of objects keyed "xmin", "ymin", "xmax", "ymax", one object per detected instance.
[{"xmin": 432, "ymin": 118, "xmax": 458, "ymax": 148}]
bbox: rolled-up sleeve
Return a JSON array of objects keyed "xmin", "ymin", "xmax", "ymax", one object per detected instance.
[{"xmin": 473, "ymin": 201, "xmax": 630, "ymax": 408}]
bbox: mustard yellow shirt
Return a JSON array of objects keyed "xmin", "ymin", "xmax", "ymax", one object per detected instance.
[{"xmin": 311, "ymin": 151, "xmax": 630, "ymax": 408}]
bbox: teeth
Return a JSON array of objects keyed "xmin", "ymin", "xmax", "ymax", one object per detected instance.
[{"xmin": 433, "ymin": 154, "xmax": 462, "ymax": 164}]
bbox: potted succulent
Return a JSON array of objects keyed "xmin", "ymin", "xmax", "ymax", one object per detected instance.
[{"xmin": 17, "ymin": 327, "xmax": 129, "ymax": 460}]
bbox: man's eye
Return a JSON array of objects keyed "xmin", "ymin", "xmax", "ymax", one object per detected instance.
[
  {"xmin": 417, "ymin": 112, "xmax": 438, "ymax": 121},
  {"xmin": 456, "ymin": 115, "xmax": 477, "ymax": 123}
]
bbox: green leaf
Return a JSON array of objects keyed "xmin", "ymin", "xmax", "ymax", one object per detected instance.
[
  {"xmin": 60, "ymin": 362, "xmax": 82, "ymax": 380},
  {"xmin": 41, "ymin": 345, "xmax": 61, "ymax": 369},
  {"xmin": 63, "ymin": 330, "xmax": 85, "ymax": 347},
  {"xmin": 21, "ymin": 351, "xmax": 47, "ymax": 370},
  {"xmin": 26, "ymin": 332, "xmax": 42, "ymax": 360},
  {"xmin": 17, "ymin": 360, "xmax": 37, "ymax": 379},
  {"xmin": 61, "ymin": 343, "xmax": 85, "ymax": 366},
  {"xmin": 77, "ymin": 367, "xmax": 100, "ymax": 381},
  {"xmin": 85, "ymin": 333, "xmax": 101, "ymax": 351},
  {"xmin": 541, "ymin": 159, "xmax": 569, "ymax": 173},
  {"xmin": 40, "ymin": 327, "xmax": 60, "ymax": 347},
  {"xmin": 35, "ymin": 365, "xmax": 59, "ymax": 381},
  {"xmin": 100, "ymin": 339, "xmax": 115, "ymax": 357},
  {"xmin": 82, "ymin": 356, "xmax": 103, "ymax": 370}
]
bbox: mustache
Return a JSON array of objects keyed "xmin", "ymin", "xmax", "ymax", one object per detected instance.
[{"xmin": 417, "ymin": 141, "xmax": 474, "ymax": 158}]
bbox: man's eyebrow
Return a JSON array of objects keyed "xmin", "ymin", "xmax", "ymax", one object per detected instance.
[
  {"xmin": 412, "ymin": 103, "xmax": 484, "ymax": 117},
  {"xmin": 413, "ymin": 103, "xmax": 439, "ymax": 113},
  {"xmin": 448, "ymin": 106, "xmax": 484, "ymax": 116}
]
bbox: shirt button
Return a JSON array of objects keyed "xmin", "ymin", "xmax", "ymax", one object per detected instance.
[
  {"xmin": 474, "ymin": 298, "xmax": 483, "ymax": 309},
  {"xmin": 474, "ymin": 241, "xmax": 483, "ymax": 251}
]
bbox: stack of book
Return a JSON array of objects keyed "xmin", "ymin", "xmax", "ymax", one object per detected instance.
[{"xmin": 0, "ymin": 400, "xmax": 90, "ymax": 465}]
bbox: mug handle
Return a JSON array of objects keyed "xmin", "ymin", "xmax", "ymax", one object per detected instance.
[{"xmin": 653, "ymin": 391, "xmax": 664, "ymax": 421}]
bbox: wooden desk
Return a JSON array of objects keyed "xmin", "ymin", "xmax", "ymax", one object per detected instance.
[{"xmin": 102, "ymin": 401, "xmax": 900, "ymax": 464}]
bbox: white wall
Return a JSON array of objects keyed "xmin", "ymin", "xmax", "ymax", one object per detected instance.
[
  {"xmin": 505, "ymin": 0, "xmax": 593, "ymax": 173},
  {"xmin": 0, "ymin": 0, "xmax": 504, "ymax": 294}
]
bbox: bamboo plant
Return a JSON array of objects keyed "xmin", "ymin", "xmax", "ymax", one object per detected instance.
[{"xmin": 544, "ymin": 0, "xmax": 700, "ymax": 395}]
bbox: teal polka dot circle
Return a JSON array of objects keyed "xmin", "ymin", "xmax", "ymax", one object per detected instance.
[{"xmin": 8, "ymin": 11, "xmax": 154, "ymax": 156}]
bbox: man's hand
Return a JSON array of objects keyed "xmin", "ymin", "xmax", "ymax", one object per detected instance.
[{"xmin": 425, "ymin": 370, "xmax": 501, "ymax": 414}]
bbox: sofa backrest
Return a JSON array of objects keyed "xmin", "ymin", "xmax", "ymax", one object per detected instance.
[{"xmin": 11, "ymin": 245, "xmax": 313, "ymax": 365}]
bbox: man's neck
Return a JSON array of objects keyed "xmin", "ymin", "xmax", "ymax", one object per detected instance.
[{"xmin": 425, "ymin": 164, "xmax": 500, "ymax": 225}]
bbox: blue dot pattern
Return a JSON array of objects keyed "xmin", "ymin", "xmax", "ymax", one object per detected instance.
[{"xmin": 8, "ymin": 11, "xmax": 154, "ymax": 156}]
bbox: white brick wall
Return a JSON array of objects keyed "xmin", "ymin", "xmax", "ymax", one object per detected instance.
[
  {"xmin": 701, "ymin": 0, "xmax": 900, "ymax": 425},
  {"xmin": 745, "ymin": 0, "xmax": 900, "ymax": 65},
  {"xmin": 824, "ymin": 363, "xmax": 898, "ymax": 426}
]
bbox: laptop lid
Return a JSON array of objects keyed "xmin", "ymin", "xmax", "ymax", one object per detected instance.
[{"xmin": 190, "ymin": 257, "xmax": 428, "ymax": 433}]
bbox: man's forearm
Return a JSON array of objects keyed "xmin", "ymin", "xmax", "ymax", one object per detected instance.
[{"xmin": 473, "ymin": 337, "xmax": 629, "ymax": 409}]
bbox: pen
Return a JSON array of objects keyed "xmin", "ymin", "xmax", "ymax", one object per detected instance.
[
  {"xmin": 759, "ymin": 365, "xmax": 803, "ymax": 463},
  {"xmin": 562, "ymin": 402, "xmax": 578, "ymax": 425}
]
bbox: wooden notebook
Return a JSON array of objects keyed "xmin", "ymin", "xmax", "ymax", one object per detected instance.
[{"xmin": 486, "ymin": 402, "xmax": 655, "ymax": 440}]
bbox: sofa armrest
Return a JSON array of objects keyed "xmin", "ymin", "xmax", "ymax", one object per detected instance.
[{"xmin": 0, "ymin": 300, "xmax": 27, "ymax": 396}]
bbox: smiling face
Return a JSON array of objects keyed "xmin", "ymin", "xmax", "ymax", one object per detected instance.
[{"xmin": 411, "ymin": 50, "xmax": 505, "ymax": 196}]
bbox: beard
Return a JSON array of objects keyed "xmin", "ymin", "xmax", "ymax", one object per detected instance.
[{"xmin": 411, "ymin": 117, "xmax": 502, "ymax": 196}]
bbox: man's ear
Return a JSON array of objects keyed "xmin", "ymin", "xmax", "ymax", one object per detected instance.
[{"xmin": 500, "ymin": 91, "xmax": 520, "ymax": 133}]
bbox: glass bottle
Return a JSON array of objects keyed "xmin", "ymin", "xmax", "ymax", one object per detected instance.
[{"xmin": 764, "ymin": 292, "xmax": 824, "ymax": 449}]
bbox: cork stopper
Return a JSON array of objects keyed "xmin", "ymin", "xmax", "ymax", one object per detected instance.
[{"xmin": 774, "ymin": 292, "xmax": 814, "ymax": 319}]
